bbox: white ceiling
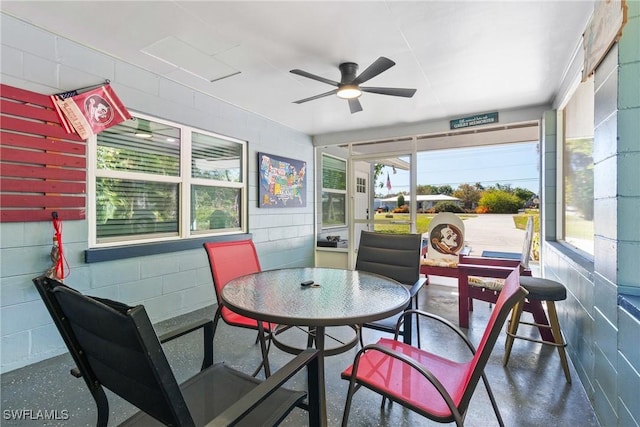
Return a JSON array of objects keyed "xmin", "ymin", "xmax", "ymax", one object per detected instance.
[{"xmin": 2, "ymin": 1, "xmax": 595, "ymax": 137}]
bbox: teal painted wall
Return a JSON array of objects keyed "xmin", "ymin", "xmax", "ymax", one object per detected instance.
[
  {"xmin": 0, "ymin": 13, "xmax": 315, "ymax": 373},
  {"xmin": 542, "ymin": 3, "xmax": 640, "ymax": 426}
]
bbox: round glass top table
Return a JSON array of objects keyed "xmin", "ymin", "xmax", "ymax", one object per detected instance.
[{"xmin": 222, "ymin": 267, "xmax": 410, "ymax": 426}]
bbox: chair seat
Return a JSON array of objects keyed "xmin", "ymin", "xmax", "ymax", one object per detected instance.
[
  {"xmin": 519, "ymin": 276, "xmax": 566, "ymax": 301},
  {"xmin": 222, "ymin": 306, "xmax": 275, "ymax": 331},
  {"xmin": 341, "ymin": 337, "xmax": 469, "ymax": 419},
  {"xmin": 121, "ymin": 363, "xmax": 307, "ymax": 427},
  {"xmin": 468, "ymin": 276, "xmax": 505, "ymax": 291}
]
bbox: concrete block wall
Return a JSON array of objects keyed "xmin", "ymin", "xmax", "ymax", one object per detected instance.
[
  {"xmin": 542, "ymin": 4, "xmax": 640, "ymax": 426},
  {"xmin": 0, "ymin": 14, "xmax": 315, "ymax": 373},
  {"xmin": 592, "ymin": 41, "xmax": 621, "ymax": 425},
  {"xmin": 615, "ymin": 2, "xmax": 640, "ymax": 425}
]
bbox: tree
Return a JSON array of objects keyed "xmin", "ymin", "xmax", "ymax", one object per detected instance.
[
  {"xmin": 434, "ymin": 201, "xmax": 463, "ymax": 213},
  {"xmin": 453, "ymin": 184, "xmax": 482, "ymax": 210},
  {"xmin": 436, "ymin": 185, "xmax": 454, "ymax": 196},
  {"xmin": 565, "ymin": 137, "xmax": 594, "ymax": 220},
  {"xmin": 373, "ymin": 163, "xmax": 386, "ymax": 189},
  {"xmin": 397, "ymin": 193, "xmax": 405, "ymax": 207},
  {"xmin": 417, "ymin": 184, "xmax": 435, "ymax": 195},
  {"xmin": 513, "ymin": 187, "xmax": 535, "ymax": 204},
  {"xmin": 478, "ymin": 190, "xmax": 523, "ymax": 213}
]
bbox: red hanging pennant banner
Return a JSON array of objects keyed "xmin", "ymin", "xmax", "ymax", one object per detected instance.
[{"xmin": 50, "ymin": 83, "xmax": 131, "ymax": 140}]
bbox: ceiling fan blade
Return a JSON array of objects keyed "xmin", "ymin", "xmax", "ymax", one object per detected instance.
[
  {"xmin": 348, "ymin": 98, "xmax": 363, "ymax": 114},
  {"xmin": 352, "ymin": 57, "xmax": 395, "ymax": 85},
  {"xmin": 292, "ymin": 89, "xmax": 338, "ymax": 104},
  {"xmin": 360, "ymin": 86, "xmax": 417, "ymax": 98},
  {"xmin": 290, "ymin": 69, "xmax": 339, "ymax": 87}
]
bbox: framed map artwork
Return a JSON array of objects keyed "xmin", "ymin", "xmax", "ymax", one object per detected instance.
[{"xmin": 258, "ymin": 152, "xmax": 307, "ymax": 208}]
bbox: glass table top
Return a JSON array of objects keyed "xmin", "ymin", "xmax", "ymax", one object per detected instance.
[{"xmin": 222, "ymin": 267, "xmax": 411, "ymax": 327}]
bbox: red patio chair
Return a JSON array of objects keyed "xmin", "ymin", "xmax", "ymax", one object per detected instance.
[
  {"xmin": 203, "ymin": 239, "xmax": 275, "ymax": 377},
  {"xmin": 340, "ymin": 268, "xmax": 527, "ymax": 426}
]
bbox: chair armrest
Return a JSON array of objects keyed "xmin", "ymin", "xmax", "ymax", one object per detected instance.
[
  {"xmin": 205, "ymin": 349, "xmax": 320, "ymax": 427},
  {"xmin": 158, "ymin": 318, "xmax": 213, "ymax": 343},
  {"xmin": 158, "ymin": 318, "xmax": 214, "ymax": 370},
  {"xmin": 407, "ymin": 277, "xmax": 427, "ymax": 298},
  {"xmin": 457, "ymin": 263, "xmax": 515, "ymax": 279},
  {"xmin": 396, "ymin": 309, "xmax": 477, "ymax": 354},
  {"xmin": 349, "ymin": 343, "xmax": 463, "ymax": 424}
]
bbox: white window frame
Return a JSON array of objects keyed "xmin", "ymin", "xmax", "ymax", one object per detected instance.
[
  {"xmin": 556, "ymin": 76, "xmax": 595, "ymax": 258},
  {"xmin": 88, "ymin": 112, "xmax": 247, "ymax": 248},
  {"xmin": 321, "ymin": 153, "xmax": 347, "ymax": 230}
]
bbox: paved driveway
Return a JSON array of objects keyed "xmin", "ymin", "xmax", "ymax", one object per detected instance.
[
  {"xmin": 427, "ymin": 214, "xmax": 529, "ymax": 286},
  {"xmin": 462, "ymin": 214, "xmax": 527, "ymax": 257}
]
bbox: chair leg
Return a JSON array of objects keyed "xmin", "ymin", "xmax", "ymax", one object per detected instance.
[
  {"xmin": 481, "ymin": 372, "xmax": 505, "ymax": 427},
  {"xmin": 546, "ymin": 301, "xmax": 572, "ymax": 384},
  {"xmin": 93, "ymin": 387, "xmax": 109, "ymax": 427},
  {"xmin": 252, "ymin": 326, "xmax": 271, "ymax": 377},
  {"xmin": 503, "ymin": 300, "xmax": 571, "ymax": 384},
  {"xmin": 402, "ymin": 311, "xmax": 413, "ymax": 345},
  {"xmin": 201, "ymin": 320, "xmax": 214, "ymax": 370},
  {"xmin": 414, "ymin": 295, "xmax": 422, "ymax": 349},
  {"xmin": 341, "ymin": 376, "xmax": 358, "ymax": 427},
  {"xmin": 503, "ymin": 301, "xmax": 524, "ymax": 366},
  {"xmin": 307, "ymin": 326, "xmax": 316, "ymax": 348}
]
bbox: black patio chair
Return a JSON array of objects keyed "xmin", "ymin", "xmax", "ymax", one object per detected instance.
[
  {"xmin": 355, "ymin": 231, "xmax": 427, "ymax": 346},
  {"xmin": 32, "ymin": 275, "xmax": 320, "ymax": 427}
]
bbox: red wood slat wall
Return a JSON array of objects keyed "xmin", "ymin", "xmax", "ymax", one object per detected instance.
[{"xmin": 1, "ymin": 84, "xmax": 86, "ymax": 222}]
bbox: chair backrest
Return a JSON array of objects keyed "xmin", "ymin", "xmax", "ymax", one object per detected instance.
[
  {"xmin": 519, "ymin": 215, "xmax": 534, "ymax": 269},
  {"xmin": 458, "ymin": 268, "xmax": 528, "ymax": 413},
  {"xmin": 203, "ymin": 239, "xmax": 262, "ymax": 305},
  {"xmin": 355, "ymin": 231, "xmax": 421, "ymax": 285},
  {"xmin": 32, "ymin": 276, "xmax": 193, "ymax": 427}
]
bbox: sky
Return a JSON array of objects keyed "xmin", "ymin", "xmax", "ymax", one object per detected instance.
[{"xmin": 375, "ymin": 142, "xmax": 540, "ymax": 196}]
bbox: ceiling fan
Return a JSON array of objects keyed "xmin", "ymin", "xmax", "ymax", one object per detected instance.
[{"xmin": 290, "ymin": 57, "xmax": 417, "ymax": 114}]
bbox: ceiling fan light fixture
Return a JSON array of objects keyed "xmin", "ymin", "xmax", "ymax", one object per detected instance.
[{"xmin": 336, "ymin": 85, "xmax": 362, "ymax": 99}]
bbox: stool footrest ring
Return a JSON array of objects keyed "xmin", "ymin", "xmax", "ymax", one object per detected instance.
[{"xmin": 505, "ymin": 331, "xmax": 567, "ymax": 348}]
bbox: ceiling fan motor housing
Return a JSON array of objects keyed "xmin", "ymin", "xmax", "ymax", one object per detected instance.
[{"xmin": 339, "ymin": 62, "xmax": 359, "ymax": 84}]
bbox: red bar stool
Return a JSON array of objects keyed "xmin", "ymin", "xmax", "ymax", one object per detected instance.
[{"xmin": 503, "ymin": 276, "xmax": 572, "ymax": 383}]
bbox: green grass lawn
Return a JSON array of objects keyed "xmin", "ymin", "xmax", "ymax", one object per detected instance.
[
  {"xmin": 373, "ymin": 213, "xmax": 476, "ymax": 234},
  {"xmin": 513, "ymin": 210, "xmax": 540, "ymax": 231},
  {"xmin": 374, "ymin": 210, "xmax": 540, "ymax": 235}
]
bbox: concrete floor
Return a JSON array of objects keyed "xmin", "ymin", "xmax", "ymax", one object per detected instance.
[{"xmin": 1, "ymin": 281, "xmax": 599, "ymax": 427}]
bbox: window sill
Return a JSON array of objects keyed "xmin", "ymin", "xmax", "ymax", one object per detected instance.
[
  {"xmin": 85, "ymin": 233, "xmax": 252, "ymax": 263},
  {"xmin": 619, "ymin": 294, "xmax": 640, "ymax": 322},
  {"xmin": 546, "ymin": 240, "xmax": 594, "ymax": 277}
]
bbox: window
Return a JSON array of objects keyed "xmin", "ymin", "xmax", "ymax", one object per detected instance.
[
  {"xmin": 561, "ymin": 77, "xmax": 594, "ymax": 256},
  {"xmin": 321, "ymin": 154, "xmax": 346, "ymax": 228},
  {"xmin": 89, "ymin": 113, "xmax": 246, "ymax": 246}
]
